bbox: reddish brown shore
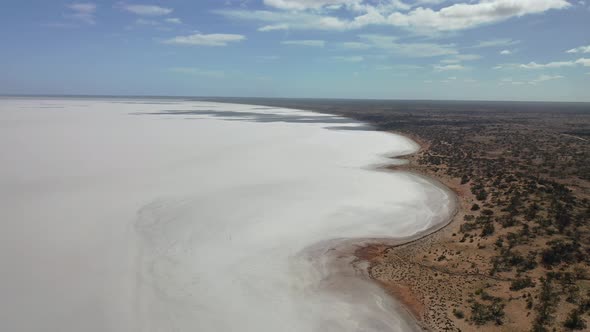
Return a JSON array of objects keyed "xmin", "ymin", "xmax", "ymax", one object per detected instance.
[{"xmin": 354, "ymin": 133, "xmax": 521, "ymax": 332}]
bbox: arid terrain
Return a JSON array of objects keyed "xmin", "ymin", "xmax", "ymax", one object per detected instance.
[{"xmin": 213, "ymin": 98, "xmax": 590, "ymax": 331}]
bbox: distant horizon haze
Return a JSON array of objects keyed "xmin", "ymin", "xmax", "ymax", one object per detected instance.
[{"xmin": 2, "ymin": 94, "xmax": 590, "ymax": 105}]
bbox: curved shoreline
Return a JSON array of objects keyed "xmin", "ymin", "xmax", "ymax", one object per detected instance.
[
  {"xmin": 138, "ymin": 99, "xmax": 460, "ymax": 330},
  {"xmin": 206, "ymin": 101, "xmax": 460, "ymax": 330},
  {"xmin": 299, "ymin": 129, "xmax": 459, "ymax": 332},
  {"xmin": 219, "ymin": 101, "xmax": 460, "ymax": 330}
]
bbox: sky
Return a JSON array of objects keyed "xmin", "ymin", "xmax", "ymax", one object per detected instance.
[{"xmin": 0, "ymin": 0, "xmax": 589, "ymax": 101}]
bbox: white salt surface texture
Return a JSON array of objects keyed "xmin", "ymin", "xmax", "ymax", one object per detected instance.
[{"xmin": 0, "ymin": 98, "xmax": 453, "ymax": 332}]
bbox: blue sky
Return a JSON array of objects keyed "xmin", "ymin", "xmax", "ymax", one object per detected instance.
[{"xmin": 1, "ymin": 0, "xmax": 589, "ymax": 101}]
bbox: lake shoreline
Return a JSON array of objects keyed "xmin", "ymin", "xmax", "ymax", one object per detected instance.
[
  {"xmin": 198, "ymin": 100, "xmax": 462, "ymax": 330},
  {"xmin": 351, "ymin": 131, "xmax": 465, "ymax": 331},
  {"xmin": 366, "ymin": 142, "xmax": 462, "ymax": 331},
  {"xmin": 301, "ymin": 130, "xmax": 460, "ymax": 332},
  {"xmin": 350, "ymin": 129, "xmax": 481, "ymax": 331}
]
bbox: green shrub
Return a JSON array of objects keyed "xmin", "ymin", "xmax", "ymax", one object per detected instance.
[
  {"xmin": 482, "ymin": 209, "xmax": 494, "ymax": 216},
  {"xmin": 470, "ymin": 300, "xmax": 505, "ymax": 326},
  {"xmin": 510, "ymin": 277, "xmax": 535, "ymax": 291},
  {"xmin": 541, "ymin": 240, "xmax": 581, "ymax": 267},
  {"xmin": 481, "ymin": 223, "xmax": 495, "ymax": 237},
  {"xmin": 453, "ymin": 308, "xmax": 465, "ymax": 319},
  {"xmin": 563, "ymin": 309, "xmax": 586, "ymax": 330},
  {"xmin": 476, "ymin": 190, "xmax": 488, "ymax": 201}
]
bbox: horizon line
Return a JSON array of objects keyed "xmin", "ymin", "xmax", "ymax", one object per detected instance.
[{"xmin": 1, "ymin": 94, "xmax": 590, "ymax": 105}]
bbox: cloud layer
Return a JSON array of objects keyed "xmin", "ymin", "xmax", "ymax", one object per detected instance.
[
  {"xmin": 217, "ymin": 0, "xmax": 570, "ymax": 33},
  {"xmin": 66, "ymin": 2, "xmax": 97, "ymax": 24},
  {"xmin": 163, "ymin": 33, "xmax": 246, "ymax": 46},
  {"xmin": 120, "ymin": 4, "xmax": 173, "ymax": 16}
]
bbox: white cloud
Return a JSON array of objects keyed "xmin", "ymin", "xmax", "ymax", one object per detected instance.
[
  {"xmin": 132, "ymin": 17, "xmax": 181, "ymax": 28},
  {"xmin": 216, "ymin": 9, "xmax": 351, "ymax": 31},
  {"xmin": 493, "ymin": 64, "xmax": 512, "ymax": 70},
  {"xmin": 500, "ymin": 75, "xmax": 563, "ymax": 85},
  {"xmin": 135, "ymin": 18, "xmax": 160, "ymax": 26},
  {"xmin": 441, "ymin": 76, "xmax": 458, "ymax": 83},
  {"xmin": 456, "ymin": 54, "xmax": 481, "ymax": 61},
  {"xmin": 358, "ymin": 34, "xmax": 457, "ymax": 57},
  {"xmin": 331, "ymin": 55, "xmax": 364, "ymax": 62},
  {"xmin": 415, "ymin": 0, "xmax": 447, "ymax": 5},
  {"xmin": 263, "ymin": 0, "xmax": 362, "ymax": 10},
  {"xmin": 494, "ymin": 59, "xmax": 589, "ymax": 70},
  {"xmin": 258, "ymin": 24, "xmax": 289, "ymax": 32},
  {"xmin": 163, "ymin": 33, "xmax": 246, "ymax": 46},
  {"xmin": 217, "ymin": 0, "xmax": 570, "ymax": 33},
  {"xmin": 441, "ymin": 53, "xmax": 481, "ymax": 63},
  {"xmin": 500, "ymin": 49, "xmax": 512, "ymax": 55},
  {"xmin": 470, "ymin": 38, "xmax": 521, "ymax": 48},
  {"xmin": 120, "ymin": 4, "xmax": 173, "ymax": 16},
  {"xmin": 262, "ymin": 0, "xmax": 410, "ymax": 12},
  {"xmin": 165, "ymin": 18, "xmax": 182, "ymax": 24},
  {"xmin": 386, "ymin": 0, "xmax": 570, "ymax": 32},
  {"xmin": 340, "ymin": 42, "xmax": 371, "ymax": 49},
  {"xmin": 566, "ymin": 45, "xmax": 590, "ymax": 53},
  {"xmin": 375, "ymin": 64, "xmax": 424, "ymax": 71},
  {"xmin": 519, "ymin": 61, "xmax": 576, "ymax": 69},
  {"xmin": 66, "ymin": 2, "xmax": 97, "ymax": 24},
  {"xmin": 434, "ymin": 64, "xmax": 467, "ymax": 71},
  {"xmin": 499, "ymin": 77, "xmax": 526, "ymax": 85},
  {"xmin": 281, "ymin": 40, "xmax": 325, "ymax": 47},
  {"xmin": 68, "ymin": 3, "xmax": 96, "ymax": 13},
  {"xmin": 530, "ymin": 74, "xmax": 564, "ymax": 84}
]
